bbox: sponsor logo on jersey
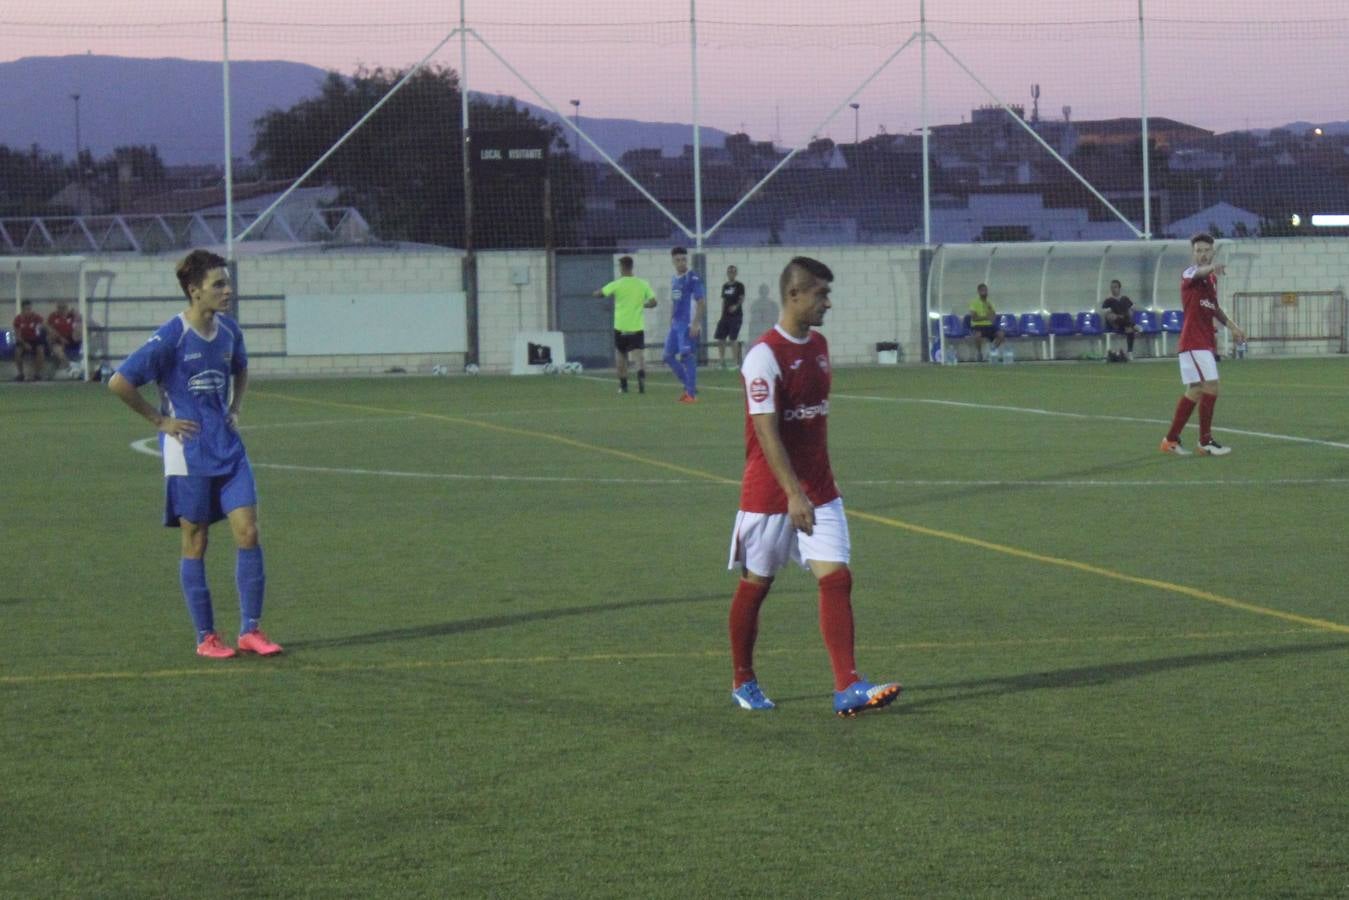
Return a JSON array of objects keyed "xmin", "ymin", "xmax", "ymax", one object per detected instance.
[
  {"xmin": 188, "ymin": 370, "xmax": 228, "ymax": 394},
  {"xmin": 184, "ymin": 352, "xmax": 203, "ymax": 361},
  {"xmin": 748, "ymin": 377, "xmax": 770, "ymax": 403},
  {"xmin": 789, "ymin": 358, "xmax": 804, "ymax": 370},
  {"xmin": 782, "ymin": 399, "xmax": 829, "ymax": 421}
]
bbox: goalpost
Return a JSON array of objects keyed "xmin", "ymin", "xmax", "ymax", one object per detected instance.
[{"xmin": 1, "ymin": 257, "xmax": 91, "ymax": 381}]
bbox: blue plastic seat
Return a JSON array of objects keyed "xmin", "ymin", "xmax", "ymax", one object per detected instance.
[
  {"xmin": 1019, "ymin": 313, "xmax": 1047, "ymax": 337},
  {"xmin": 942, "ymin": 313, "xmax": 970, "ymax": 339},
  {"xmin": 1133, "ymin": 310, "xmax": 1160, "ymax": 334},
  {"xmin": 1076, "ymin": 311, "xmax": 1104, "ymax": 336},
  {"xmin": 0, "ymin": 329, "xmax": 14, "ymax": 361},
  {"xmin": 1160, "ymin": 309, "xmax": 1183, "ymax": 333},
  {"xmin": 994, "ymin": 313, "xmax": 1020, "ymax": 338},
  {"xmin": 1048, "ymin": 312, "xmax": 1077, "ymax": 336}
]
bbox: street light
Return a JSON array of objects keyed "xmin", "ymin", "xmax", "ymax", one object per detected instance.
[
  {"xmin": 569, "ymin": 99, "xmax": 581, "ymax": 160},
  {"xmin": 849, "ymin": 102, "xmax": 860, "ymax": 145},
  {"xmin": 71, "ymin": 93, "xmax": 82, "ymax": 169}
]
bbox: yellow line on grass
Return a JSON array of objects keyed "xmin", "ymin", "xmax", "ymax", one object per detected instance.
[
  {"xmin": 0, "ymin": 628, "xmax": 1325, "ymax": 686},
  {"xmin": 252, "ymin": 390, "xmax": 737, "ymax": 485},
  {"xmin": 849, "ymin": 508, "xmax": 1349, "ymax": 635},
  {"xmin": 254, "ymin": 390, "xmax": 1349, "ymax": 636}
]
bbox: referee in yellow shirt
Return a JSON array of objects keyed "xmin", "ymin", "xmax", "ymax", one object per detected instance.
[{"xmin": 594, "ymin": 255, "xmax": 658, "ymax": 394}]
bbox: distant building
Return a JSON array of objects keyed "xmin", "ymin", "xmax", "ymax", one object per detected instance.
[{"xmin": 1165, "ymin": 202, "xmax": 1261, "ymax": 239}]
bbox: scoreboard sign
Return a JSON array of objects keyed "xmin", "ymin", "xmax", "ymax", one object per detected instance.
[{"xmin": 476, "ymin": 130, "xmax": 549, "ymax": 175}]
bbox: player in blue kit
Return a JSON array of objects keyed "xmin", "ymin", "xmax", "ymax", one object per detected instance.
[
  {"xmin": 664, "ymin": 246, "xmax": 706, "ymax": 403},
  {"xmin": 108, "ymin": 249, "xmax": 282, "ymax": 659}
]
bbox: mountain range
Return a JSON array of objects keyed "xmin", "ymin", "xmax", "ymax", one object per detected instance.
[{"xmin": 0, "ymin": 55, "xmax": 729, "ymax": 166}]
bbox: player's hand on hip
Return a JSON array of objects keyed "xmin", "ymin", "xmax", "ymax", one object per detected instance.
[
  {"xmin": 788, "ymin": 492, "xmax": 815, "ymax": 536},
  {"xmin": 158, "ymin": 417, "xmax": 199, "ymax": 441}
]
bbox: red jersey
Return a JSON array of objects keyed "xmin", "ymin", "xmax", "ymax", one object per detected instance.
[
  {"xmin": 738, "ymin": 325, "xmax": 839, "ymax": 513},
  {"xmin": 12, "ymin": 310, "xmax": 44, "ymax": 343},
  {"xmin": 1178, "ymin": 266, "xmax": 1220, "ymax": 352},
  {"xmin": 47, "ymin": 308, "xmax": 81, "ymax": 341}
]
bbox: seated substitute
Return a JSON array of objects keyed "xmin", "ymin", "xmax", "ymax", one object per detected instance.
[
  {"xmin": 1102, "ymin": 279, "xmax": 1139, "ymax": 360},
  {"xmin": 11, "ymin": 299, "xmax": 47, "ymax": 382},
  {"xmin": 969, "ymin": 283, "xmax": 1005, "ymax": 361},
  {"xmin": 46, "ymin": 300, "xmax": 84, "ymax": 377}
]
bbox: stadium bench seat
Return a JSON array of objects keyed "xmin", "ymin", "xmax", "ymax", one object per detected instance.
[
  {"xmin": 1047, "ymin": 312, "xmax": 1076, "ymax": 359},
  {"xmin": 1076, "ymin": 311, "xmax": 1105, "ymax": 357},
  {"xmin": 1018, "ymin": 313, "xmax": 1048, "ymax": 360},
  {"xmin": 1159, "ymin": 309, "xmax": 1183, "ymax": 354}
]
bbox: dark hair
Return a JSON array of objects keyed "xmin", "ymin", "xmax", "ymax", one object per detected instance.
[
  {"xmin": 20, "ymin": 298, "xmax": 32, "ymax": 307},
  {"xmin": 618, "ymin": 255, "xmax": 634, "ymax": 268},
  {"xmin": 1190, "ymin": 232, "xmax": 1215, "ymax": 246},
  {"xmin": 176, "ymin": 249, "xmax": 229, "ymax": 300},
  {"xmin": 1110, "ymin": 279, "xmax": 1122, "ymax": 287},
  {"xmin": 977, "ymin": 282, "xmax": 988, "ymax": 290},
  {"xmin": 671, "ymin": 246, "xmax": 688, "ymax": 256},
  {"xmin": 779, "ymin": 256, "xmax": 833, "ymax": 301}
]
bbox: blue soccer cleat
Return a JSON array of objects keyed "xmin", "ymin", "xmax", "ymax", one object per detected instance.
[
  {"xmin": 731, "ymin": 679, "xmax": 775, "ymax": 710},
  {"xmin": 833, "ymin": 678, "xmax": 902, "ymax": 718}
]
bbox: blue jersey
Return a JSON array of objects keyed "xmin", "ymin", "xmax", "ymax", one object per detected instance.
[
  {"xmin": 669, "ymin": 270, "xmax": 706, "ymax": 327},
  {"xmin": 117, "ymin": 313, "xmax": 248, "ymax": 477}
]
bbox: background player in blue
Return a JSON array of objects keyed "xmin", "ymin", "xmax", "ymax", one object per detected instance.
[
  {"xmin": 664, "ymin": 245, "xmax": 706, "ymax": 403},
  {"xmin": 108, "ymin": 249, "xmax": 283, "ymax": 660}
]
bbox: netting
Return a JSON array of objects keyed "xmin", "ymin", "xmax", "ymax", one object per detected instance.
[{"xmin": 1, "ymin": 1, "xmax": 1347, "ymax": 252}]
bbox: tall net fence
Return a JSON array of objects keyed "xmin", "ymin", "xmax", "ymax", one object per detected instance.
[{"xmin": 1, "ymin": 0, "xmax": 1347, "ymax": 254}]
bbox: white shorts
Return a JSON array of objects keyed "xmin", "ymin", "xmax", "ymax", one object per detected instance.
[
  {"xmin": 727, "ymin": 496, "xmax": 851, "ymax": 577},
  {"xmin": 1178, "ymin": 349, "xmax": 1219, "ymax": 385}
]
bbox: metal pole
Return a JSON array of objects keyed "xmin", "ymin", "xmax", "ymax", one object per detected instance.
[
  {"xmin": 461, "ymin": 0, "xmax": 479, "ymax": 365},
  {"xmin": 690, "ymin": 0, "xmax": 703, "ymax": 253},
  {"xmin": 222, "ymin": 0, "xmax": 234, "ymax": 258},
  {"xmin": 70, "ymin": 94, "xmax": 81, "ymax": 167},
  {"xmin": 921, "ymin": 0, "xmax": 931, "ymax": 246},
  {"xmin": 1138, "ymin": 0, "xmax": 1151, "ymax": 239},
  {"xmin": 930, "ymin": 33, "xmax": 1143, "ymax": 238},
  {"xmin": 469, "ymin": 30, "xmax": 694, "ymax": 238},
  {"xmin": 235, "ymin": 30, "xmax": 458, "ymax": 242},
  {"xmin": 850, "ymin": 103, "xmax": 859, "ymax": 145},
  {"xmin": 704, "ymin": 31, "xmax": 919, "ymax": 242}
]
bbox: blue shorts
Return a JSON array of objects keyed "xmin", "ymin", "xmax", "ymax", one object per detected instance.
[
  {"xmin": 163, "ymin": 457, "xmax": 258, "ymax": 527},
  {"xmin": 664, "ymin": 326, "xmax": 695, "ymax": 360}
]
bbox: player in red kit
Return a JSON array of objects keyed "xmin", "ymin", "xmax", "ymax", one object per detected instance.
[
  {"xmin": 11, "ymin": 299, "xmax": 47, "ymax": 382},
  {"xmin": 1160, "ymin": 233, "xmax": 1247, "ymax": 456},
  {"xmin": 46, "ymin": 300, "xmax": 83, "ymax": 376},
  {"xmin": 725, "ymin": 256, "xmax": 901, "ymax": 717}
]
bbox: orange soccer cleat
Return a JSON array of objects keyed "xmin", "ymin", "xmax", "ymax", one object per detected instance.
[
  {"xmin": 196, "ymin": 632, "xmax": 237, "ymax": 659},
  {"xmin": 678, "ymin": 393, "xmax": 699, "ymax": 404},
  {"xmin": 236, "ymin": 629, "xmax": 284, "ymax": 657}
]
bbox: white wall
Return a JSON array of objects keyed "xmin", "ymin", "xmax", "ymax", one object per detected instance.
[{"xmin": 63, "ymin": 237, "xmax": 1349, "ymax": 376}]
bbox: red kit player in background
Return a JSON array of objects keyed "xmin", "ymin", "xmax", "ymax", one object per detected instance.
[
  {"xmin": 725, "ymin": 256, "xmax": 901, "ymax": 717},
  {"xmin": 1160, "ymin": 233, "xmax": 1247, "ymax": 456}
]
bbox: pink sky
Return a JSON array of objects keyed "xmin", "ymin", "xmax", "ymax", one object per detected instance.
[{"xmin": 3, "ymin": 0, "xmax": 1346, "ymax": 143}]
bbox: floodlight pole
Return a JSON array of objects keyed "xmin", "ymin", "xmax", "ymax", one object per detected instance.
[
  {"xmin": 222, "ymin": 0, "xmax": 234, "ymax": 259},
  {"xmin": 921, "ymin": 0, "xmax": 931, "ymax": 245},
  {"xmin": 461, "ymin": 0, "xmax": 479, "ymax": 365},
  {"xmin": 690, "ymin": 0, "xmax": 703, "ymax": 253},
  {"xmin": 1138, "ymin": 0, "xmax": 1152, "ymax": 239}
]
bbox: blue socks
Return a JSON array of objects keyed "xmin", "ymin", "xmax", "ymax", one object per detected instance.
[
  {"xmin": 179, "ymin": 558, "xmax": 214, "ymax": 642},
  {"xmin": 236, "ymin": 546, "xmax": 266, "ymax": 635}
]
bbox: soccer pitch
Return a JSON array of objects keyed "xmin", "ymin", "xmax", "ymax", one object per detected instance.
[{"xmin": 3, "ymin": 358, "xmax": 1348, "ymax": 898}]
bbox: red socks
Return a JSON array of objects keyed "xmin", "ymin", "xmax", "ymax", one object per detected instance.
[
  {"xmin": 1167, "ymin": 396, "xmax": 1197, "ymax": 443},
  {"xmin": 730, "ymin": 569, "xmax": 862, "ymax": 692},
  {"xmin": 729, "ymin": 579, "xmax": 771, "ymax": 688},
  {"xmin": 1198, "ymin": 393, "xmax": 1217, "ymax": 444},
  {"xmin": 817, "ymin": 568, "xmax": 860, "ymax": 691}
]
